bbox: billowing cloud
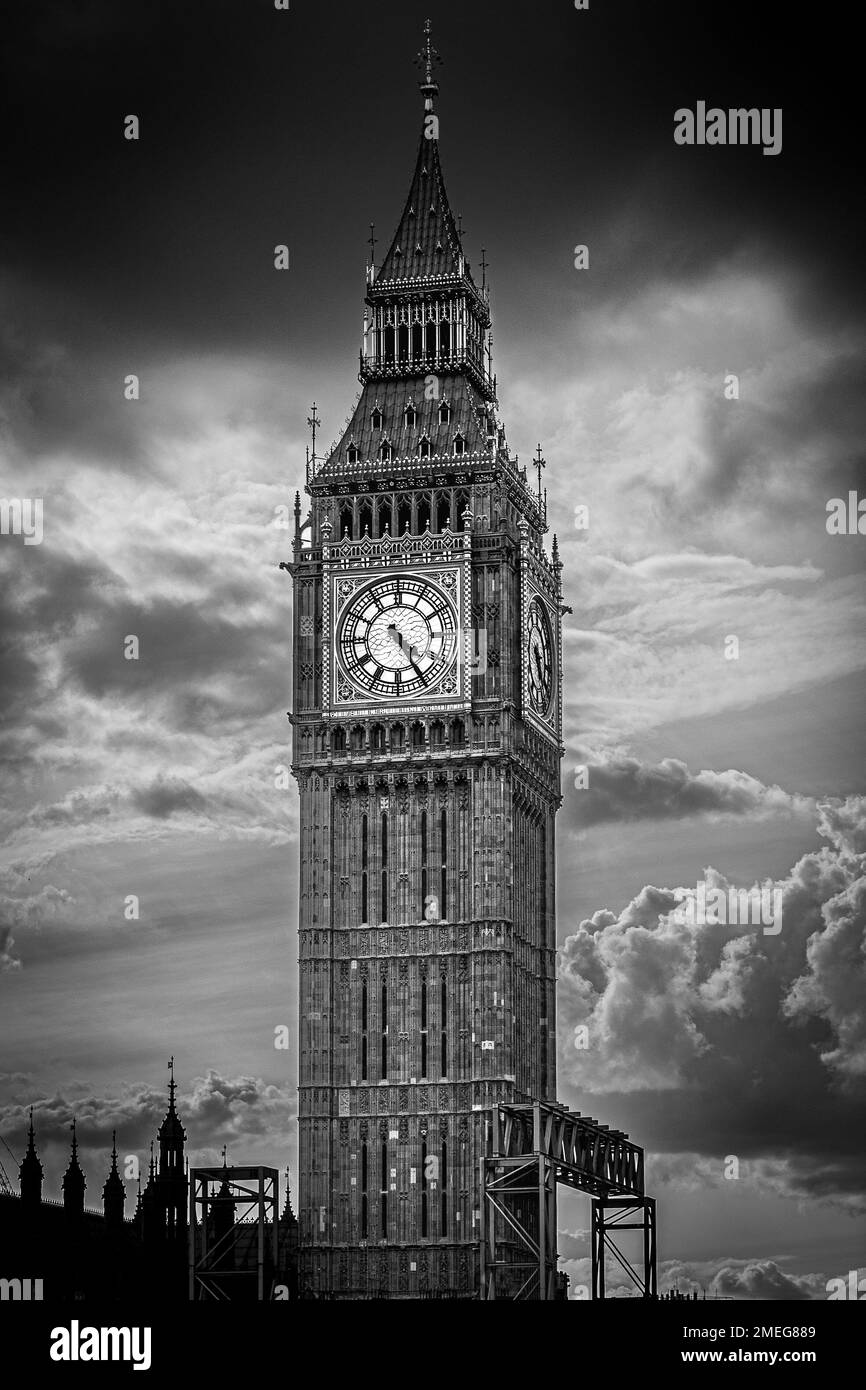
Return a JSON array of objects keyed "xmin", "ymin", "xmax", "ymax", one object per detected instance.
[{"xmin": 558, "ymin": 797, "xmax": 866, "ymax": 1207}]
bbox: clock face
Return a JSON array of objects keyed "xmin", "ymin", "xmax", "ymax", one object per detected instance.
[
  {"xmin": 336, "ymin": 576, "xmax": 458, "ymax": 699},
  {"xmin": 526, "ymin": 596, "xmax": 554, "ymax": 716}
]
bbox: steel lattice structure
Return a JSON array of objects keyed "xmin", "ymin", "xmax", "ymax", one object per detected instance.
[
  {"xmin": 188, "ymin": 1166, "xmax": 279, "ymax": 1302},
  {"xmin": 479, "ymin": 1102, "xmax": 657, "ymax": 1300}
]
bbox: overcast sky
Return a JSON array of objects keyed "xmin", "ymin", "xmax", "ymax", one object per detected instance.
[{"xmin": 1, "ymin": 0, "xmax": 864, "ymax": 1298}]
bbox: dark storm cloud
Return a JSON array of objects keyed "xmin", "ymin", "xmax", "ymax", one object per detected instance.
[
  {"xmin": 130, "ymin": 775, "xmax": 207, "ymax": 820},
  {"xmin": 566, "ymin": 755, "xmax": 807, "ymax": 829},
  {"xmin": 2, "ymin": 0, "xmax": 862, "ymax": 368}
]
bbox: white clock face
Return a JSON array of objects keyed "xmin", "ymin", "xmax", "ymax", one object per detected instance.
[
  {"xmin": 526, "ymin": 596, "xmax": 554, "ymax": 716},
  {"xmin": 336, "ymin": 576, "xmax": 458, "ymax": 699}
]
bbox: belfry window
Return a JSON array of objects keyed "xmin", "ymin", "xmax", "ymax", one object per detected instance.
[
  {"xmin": 371, "ymin": 408, "xmax": 383, "ymax": 430},
  {"xmin": 453, "ymin": 433, "xmax": 466, "ymax": 457},
  {"xmin": 347, "ymin": 446, "xmax": 359, "ymax": 465},
  {"xmin": 438, "ymin": 401, "xmax": 451, "ymax": 425},
  {"xmin": 405, "ymin": 404, "xmax": 417, "ymax": 429},
  {"xmin": 417, "ymin": 435, "xmax": 431, "ymax": 459},
  {"xmin": 379, "ymin": 441, "xmax": 392, "ymax": 463}
]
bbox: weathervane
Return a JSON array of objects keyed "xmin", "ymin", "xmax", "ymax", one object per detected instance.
[
  {"xmin": 367, "ymin": 222, "xmax": 377, "ymax": 270},
  {"xmin": 480, "ymin": 247, "xmax": 488, "ymax": 293}
]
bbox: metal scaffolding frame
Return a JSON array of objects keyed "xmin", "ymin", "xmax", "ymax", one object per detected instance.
[
  {"xmin": 592, "ymin": 1197, "xmax": 657, "ymax": 1300},
  {"xmin": 188, "ymin": 1165, "xmax": 279, "ymax": 1301},
  {"xmin": 480, "ymin": 1102, "xmax": 656, "ymax": 1300}
]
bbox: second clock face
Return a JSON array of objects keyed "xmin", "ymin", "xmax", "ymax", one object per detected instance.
[
  {"xmin": 337, "ymin": 576, "xmax": 458, "ymax": 699},
  {"xmin": 526, "ymin": 596, "xmax": 554, "ymax": 716}
]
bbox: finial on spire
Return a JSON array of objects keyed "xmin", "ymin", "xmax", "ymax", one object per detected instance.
[
  {"xmin": 70, "ymin": 1116, "xmax": 78, "ymax": 1158},
  {"xmin": 415, "ymin": 18, "xmax": 441, "ymax": 109},
  {"xmin": 306, "ymin": 402, "xmax": 321, "ymax": 485},
  {"xmin": 534, "ymin": 443, "xmax": 547, "ymax": 507},
  {"xmin": 167, "ymin": 1055, "xmax": 177, "ymax": 1108}
]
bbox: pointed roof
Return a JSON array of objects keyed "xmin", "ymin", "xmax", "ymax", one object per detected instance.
[
  {"xmin": 322, "ymin": 373, "xmax": 495, "ymax": 479},
  {"xmin": 370, "ymin": 20, "xmax": 481, "ymax": 302},
  {"xmin": 374, "ymin": 122, "xmax": 475, "ymax": 291}
]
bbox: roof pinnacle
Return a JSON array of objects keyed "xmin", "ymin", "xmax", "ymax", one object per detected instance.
[{"xmin": 415, "ymin": 18, "xmax": 441, "ymax": 110}]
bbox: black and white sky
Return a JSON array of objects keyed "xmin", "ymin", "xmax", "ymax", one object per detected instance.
[{"xmin": 1, "ymin": 0, "xmax": 864, "ymax": 1298}]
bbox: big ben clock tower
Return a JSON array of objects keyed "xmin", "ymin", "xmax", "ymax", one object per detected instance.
[{"xmin": 286, "ymin": 22, "xmax": 565, "ymax": 1299}]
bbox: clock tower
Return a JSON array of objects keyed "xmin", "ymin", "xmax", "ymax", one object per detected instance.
[{"xmin": 287, "ymin": 23, "xmax": 564, "ymax": 1298}]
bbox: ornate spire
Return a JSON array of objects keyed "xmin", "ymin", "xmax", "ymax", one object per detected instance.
[
  {"xmin": 19, "ymin": 1105, "xmax": 43, "ymax": 1207},
  {"xmin": 281, "ymin": 1166, "xmax": 297, "ymax": 1224},
  {"xmin": 62, "ymin": 1118, "xmax": 86, "ymax": 1214},
  {"xmin": 103, "ymin": 1129, "xmax": 126, "ymax": 1225},
  {"xmin": 157, "ymin": 1058, "xmax": 187, "ymax": 1177}
]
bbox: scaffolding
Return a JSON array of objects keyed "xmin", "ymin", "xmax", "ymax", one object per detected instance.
[
  {"xmin": 188, "ymin": 1165, "xmax": 279, "ymax": 1301},
  {"xmin": 479, "ymin": 1102, "xmax": 656, "ymax": 1300}
]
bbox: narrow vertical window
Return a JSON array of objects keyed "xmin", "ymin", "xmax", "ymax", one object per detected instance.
[
  {"xmin": 361, "ymin": 814, "xmax": 368, "ymax": 923},
  {"xmin": 421, "ymin": 1138, "xmax": 428, "ymax": 1238},
  {"xmin": 381, "ymin": 812, "xmax": 388, "ymax": 922},
  {"xmin": 381, "ymin": 982, "xmax": 388, "ymax": 1080},
  {"xmin": 440, "ymin": 1138, "xmax": 448, "ymax": 1233},
  {"xmin": 361, "ymin": 980, "xmax": 368, "ymax": 1082},
  {"xmin": 420, "ymin": 979, "xmax": 427, "ymax": 1077},
  {"xmin": 440, "ymin": 977, "xmax": 448, "ymax": 1077},
  {"xmin": 361, "ymin": 1142, "xmax": 368, "ymax": 1238},
  {"xmin": 440, "ymin": 807, "xmax": 447, "ymax": 921},
  {"xmin": 380, "ymin": 1140, "xmax": 388, "ymax": 1236},
  {"xmin": 420, "ymin": 809, "xmax": 428, "ymax": 918}
]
